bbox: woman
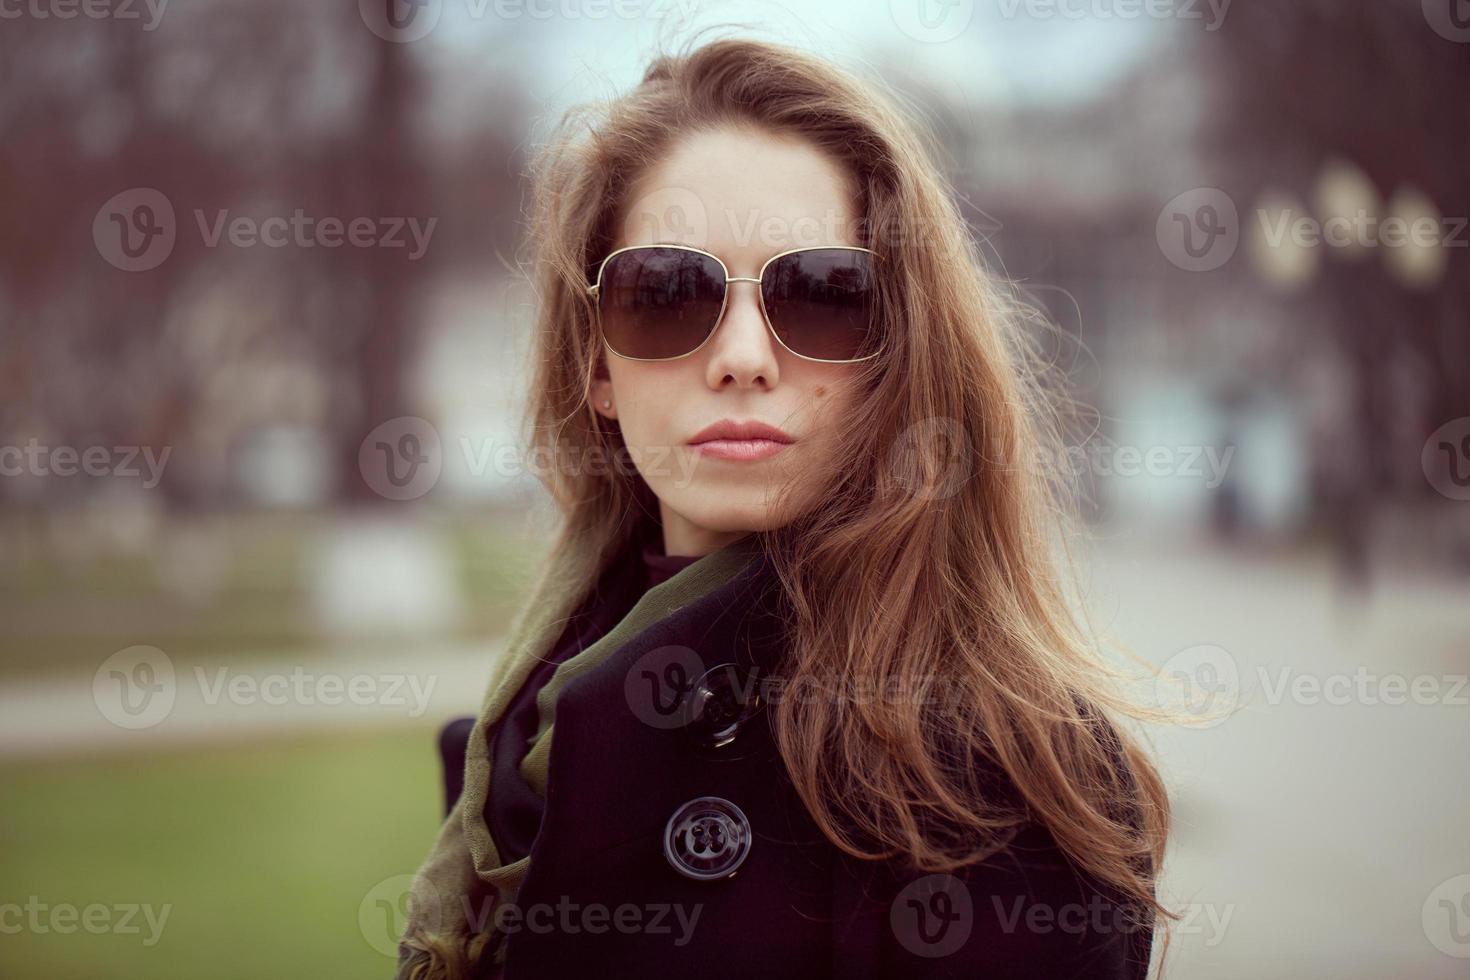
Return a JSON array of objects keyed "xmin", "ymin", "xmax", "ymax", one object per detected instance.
[{"xmin": 397, "ymin": 34, "xmax": 1174, "ymax": 980}]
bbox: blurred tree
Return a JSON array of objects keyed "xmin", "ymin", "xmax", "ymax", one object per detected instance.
[
  {"xmin": 0, "ymin": 1, "xmax": 527, "ymax": 513},
  {"xmin": 1202, "ymin": 0, "xmax": 1470, "ymax": 570}
]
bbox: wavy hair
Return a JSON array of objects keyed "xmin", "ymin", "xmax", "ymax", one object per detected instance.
[{"xmin": 411, "ymin": 30, "xmax": 1181, "ymax": 978}]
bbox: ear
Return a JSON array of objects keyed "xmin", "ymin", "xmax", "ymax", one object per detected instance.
[{"xmin": 590, "ymin": 377, "xmax": 617, "ymax": 421}]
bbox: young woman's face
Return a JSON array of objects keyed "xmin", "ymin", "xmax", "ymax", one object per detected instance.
[{"xmin": 590, "ymin": 126, "xmax": 866, "ymax": 557}]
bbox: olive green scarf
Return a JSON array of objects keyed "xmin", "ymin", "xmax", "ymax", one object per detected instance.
[{"xmin": 397, "ymin": 532, "xmax": 763, "ymax": 978}]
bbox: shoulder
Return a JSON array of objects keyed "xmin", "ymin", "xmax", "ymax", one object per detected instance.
[
  {"xmin": 835, "ymin": 817, "xmax": 1152, "ymax": 980},
  {"xmin": 829, "ymin": 726, "xmax": 1155, "ymax": 980}
]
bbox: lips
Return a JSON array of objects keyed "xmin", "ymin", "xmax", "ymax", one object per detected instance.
[
  {"xmin": 687, "ymin": 419, "xmax": 794, "ymax": 462},
  {"xmin": 687, "ymin": 419, "xmax": 795, "ymax": 445}
]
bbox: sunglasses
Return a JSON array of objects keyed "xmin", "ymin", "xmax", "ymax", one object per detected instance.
[{"xmin": 586, "ymin": 244, "xmax": 884, "ymax": 363}]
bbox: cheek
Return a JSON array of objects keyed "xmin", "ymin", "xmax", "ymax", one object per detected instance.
[
  {"xmin": 796, "ymin": 373, "xmax": 861, "ymax": 450},
  {"xmin": 805, "ymin": 368, "xmax": 861, "ymax": 413},
  {"xmin": 609, "ymin": 363, "xmax": 684, "ymax": 438}
]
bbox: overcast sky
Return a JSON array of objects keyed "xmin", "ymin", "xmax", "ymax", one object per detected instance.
[{"xmin": 421, "ymin": 0, "xmax": 1164, "ymax": 126}]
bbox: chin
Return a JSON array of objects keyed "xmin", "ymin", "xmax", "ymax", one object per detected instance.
[{"xmin": 661, "ymin": 486, "xmax": 792, "ymax": 535}]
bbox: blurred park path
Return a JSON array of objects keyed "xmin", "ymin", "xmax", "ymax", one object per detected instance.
[
  {"xmin": 0, "ymin": 641, "xmax": 499, "ymax": 760},
  {"xmin": 1090, "ymin": 536, "xmax": 1469, "ymax": 980}
]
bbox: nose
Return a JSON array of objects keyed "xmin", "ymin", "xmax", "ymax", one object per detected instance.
[{"xmin": 703, "ymin": 278, "xmax": 780, "ymax": 389}]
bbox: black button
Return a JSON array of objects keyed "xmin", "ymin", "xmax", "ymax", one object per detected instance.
[
  {"xmin": 683, "ymin": 662, "xmax": 763, "ymax": 749},
  {"xmin": 663, "ymin": 796, "xmax": 752, "ymax": 880}
]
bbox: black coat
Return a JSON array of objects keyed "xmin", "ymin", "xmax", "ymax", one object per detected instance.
[{"xmin": 440, "ymin": 549, "xmax": 1153, "ymax": 980}]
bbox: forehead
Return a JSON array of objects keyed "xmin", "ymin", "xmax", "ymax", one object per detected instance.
[{"xmin": 616, "ymin": 125, "xmax": 862, "ymax": 271}]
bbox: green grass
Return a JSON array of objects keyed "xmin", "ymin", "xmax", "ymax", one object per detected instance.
[{"xmin": 0, "ymin": 727, "xmax": 449, "ymax": 980}]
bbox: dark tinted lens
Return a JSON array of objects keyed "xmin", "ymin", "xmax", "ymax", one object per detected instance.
[
  {"xmin": 597, "ymin": 247, "xmax": 726, "ymax": 359},
  {"xmin": 761, "ymin": 248, "xmax": 880, "ymax": 360}
]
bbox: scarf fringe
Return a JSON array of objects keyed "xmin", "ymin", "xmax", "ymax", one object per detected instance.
[{"xmin": 395, "ymin": 929, "xmax": 496, "ymax": 980}]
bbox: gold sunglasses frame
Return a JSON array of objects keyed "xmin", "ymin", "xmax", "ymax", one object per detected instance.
[{"xmin": 585, "ymin": 243, "xmax": 883, "ymax": 364}]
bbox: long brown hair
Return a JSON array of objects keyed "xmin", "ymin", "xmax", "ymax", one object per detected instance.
[{"xmin": 447, "ymin": 30, "xmax": 1180, "ymax": 976}]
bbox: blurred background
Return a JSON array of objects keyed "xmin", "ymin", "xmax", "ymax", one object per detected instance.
[{"xmin": 1, "ymin": 1, "xmax": 1467, "ymax": 977}]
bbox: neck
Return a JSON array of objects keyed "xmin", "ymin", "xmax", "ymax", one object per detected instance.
[{"xmin": 658, "ymin": 503, "xmax": 750, "ymax": 558}]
